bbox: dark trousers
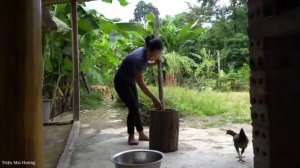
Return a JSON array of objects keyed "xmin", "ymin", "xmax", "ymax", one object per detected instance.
[{"xmin": 114, "ymin": 78, "xmax": 143, "ymax": 134}]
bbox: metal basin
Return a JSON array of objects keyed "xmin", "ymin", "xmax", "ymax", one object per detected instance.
[{"xmin": 111, "ymin": 149, "xmax": 164, "ymax": 168}]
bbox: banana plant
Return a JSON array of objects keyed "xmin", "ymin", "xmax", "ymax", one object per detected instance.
[
  {"xmin": 164, "ymin": 52, "xmax": 196, "ymax": 85},
  {"xmin": 194, "ymin": 48, "xmax": 217, "ymax": 79},
  {"xmin": 42, "ymin": 0, "xmax": 146, "ymax": 101},
  {"xmin": 160, "ymin": 17, "xmax": 205, "ymax": 57}
]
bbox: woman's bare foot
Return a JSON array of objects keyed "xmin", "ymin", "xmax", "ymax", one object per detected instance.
[
  {"xmin": 128, "ymin": 134, "xmax": 139, "ymax": 145},
  {"xmin": 138, "ymin": 132, "xmax": 149, "ymax": 141}
]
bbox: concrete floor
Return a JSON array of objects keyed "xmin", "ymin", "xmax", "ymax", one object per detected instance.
[
  {"xmin": 66, "ymin": 100, "xmax": 253, "ymax": 168},
  {"xmin": 70, "ymin": 123, "xmax": 253, "ymax": 168},
  {"xmin": 44, "ymin": 125, "xmax": 72, "ymax": 168}
]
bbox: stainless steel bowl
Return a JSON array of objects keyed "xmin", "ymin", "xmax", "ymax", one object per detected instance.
[{"xmin": 111, "ymin": 149, "xmax": 164, "ymax": 168}]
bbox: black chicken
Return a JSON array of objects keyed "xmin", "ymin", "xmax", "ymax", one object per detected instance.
[
  {"xmin": 111, "ymin": 94, "xmax": 115, "ymax": 101},
  {"xmin": 226, "ymin": 128, "xmax": 249, "ymax": 161}
]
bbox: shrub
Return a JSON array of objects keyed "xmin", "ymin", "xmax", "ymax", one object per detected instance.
[{"xmin": 80, "ymin": 91, "xmax": 103, "ymax": 110}]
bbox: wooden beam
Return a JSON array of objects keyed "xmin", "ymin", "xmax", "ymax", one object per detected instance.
[
  {"xmin": 0, "ymin": 0, "xmax": 44, "ymax": 166},
  {"xmin": 56, "ymin": 121, "xmax": 81, "ymax": 168},
  {"xmin": 43, "ymin": 0, "xmax": 92, "ymax": 5},
  {"xmin": 43, "ymin": 120, "xmax": 73, "ymax": 126},
  {"xmin": 154, "ymin": 11, "xmax": 165, "ymax": 110},
  {"xmin": 71, "ymin": 0, "xmax": 80, "ymax": 121}
]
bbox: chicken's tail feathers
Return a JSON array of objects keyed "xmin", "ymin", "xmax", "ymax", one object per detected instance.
[{"xmin": 226, "ymin": 130, "xmax": 237, "ymax": 136}]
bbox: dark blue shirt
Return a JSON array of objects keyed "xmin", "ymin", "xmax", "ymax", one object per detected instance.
[{"xmin": 115, "ymin": 47, "xmax": 148, "ymax": 84}]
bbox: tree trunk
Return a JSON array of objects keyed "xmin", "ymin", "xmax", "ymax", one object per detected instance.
[
  {"xmin": 81, "ymin": 71, "xmax": 90, "ymax": 94},
  {"xmin": 149, "ymin": 109, "xmax": 179, "ymax": 152},
  {"xmin": 231, "ymin": 0, "xmax": 238, "ymax": 33}
]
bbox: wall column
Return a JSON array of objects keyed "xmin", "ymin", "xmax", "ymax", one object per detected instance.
[
  {"xmin": 0, "ymin": 0, "xmax": 43, "ymax": 166},
  {"xmin": 249, "ymin": 1, "xmax": 300, "ymax": 167}
]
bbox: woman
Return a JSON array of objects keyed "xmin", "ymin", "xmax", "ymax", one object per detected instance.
[{"xmin": 114, "ymin": 35, "xmax": 163, "ymax": 145}]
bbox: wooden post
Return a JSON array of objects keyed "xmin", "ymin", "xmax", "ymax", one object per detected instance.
[
  {"xmin": 217, "ymin": 50, "xmax": 221, "ymax": 76},
  {"xmin": 0, "ymin": 0, "xmax": 44, "ymax": 166},
  {"xmin": 71, "ymin": 0, "xmax": 80, "ymax": 121},
  {"xmin": 217, "ymin": 50, "xmax": 221, "ymax": 88},
  {"xmin": 154, "ymin": 11, "xmax": 165, "ymax": 110}
]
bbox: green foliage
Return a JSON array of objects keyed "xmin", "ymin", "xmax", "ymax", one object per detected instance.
[
  {"xmin": 117, "ymin": 0, "xmax": 129, "ymax": 6},
  {"xmin": 236, "ymin": 63, "xmax": 250, "ymax": 81},
  {"xmin": 52, "ymin": 16, "xmax": 71, "ymax": 33},
  {"xmin": 216, "ymin": 64, "xmax": 250, "ymax": 91},
  {"xmin": 137, "ymin": 86, "xmax": 251, "ymax": 126},
  {"xmin": 197, "ymin": 0, "xmax": 219, "ymax": 7},
  {"xmin": 192, "ymin": 0, "xmax": 248, "ymax": 71},
  {"xmin": 145, "ymin": 13, "xmax": 155, "ymax": 34},
  {"xmin": 42, "ymin": 31, "xmax": 72, "ymax": 98},
  {"xmin": 195, "ymin": 48, "xmax": 217, "ymax": 79},
  {"xmin": 172, "ymin": 13, "xmax": 189, "ymax": 28},
  {"xmin": 222, "ymin": 33, "xmax": 249, "ymax": 70},
  {"xmin": 43, "ymin": 3, "xmax": 149, "ymax": 100},
  {"xmin": 160, "ymin": 16, "xmax": 205, "ymax": 59},
  {"xmin": 85, "ymin": 68, "xmax": 104, "ymax": 85},
  {"xmin": 80, "ymin": 91, "xmax": 103, "ymax": 110},
  {"xmin": 102, "ymin": 0, "xmax": 129, "ymax": 6},
  {"xmin": 184, "ymin": 2, "xmax": 215, "ymax": 26},
  {"xmin": 200, "ymin": 19, "xmax": 234, "ymax": 51},
  {"xmin": 164, "ymin": 52, "xmax": 196, "ymax": 85},
  {"xmin": 228, "ymin": 0, "xmax": 248, "ymax": 34},
  {"xmin": 133, "ymin": 1, "xmax": 158, "ymax": 24},
  {"xmin": 43, "ymin": 0, "xmax": 251, "ymax": 120}
]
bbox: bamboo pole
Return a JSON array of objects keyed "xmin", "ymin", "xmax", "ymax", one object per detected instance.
[
  {"xmin": 0, "ymin": 0, "xmax": 44, "ymax": 166},
  {"xmin": 154, "ymin": 11, "xmax": 165, "ymax": 110},
  {"xmin": 71, "ymin": 0, "xmax": 80, "ymax": 121}
]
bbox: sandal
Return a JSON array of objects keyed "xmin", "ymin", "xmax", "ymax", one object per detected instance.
[
  {"xmin": 138, "ymin": 132, "xmax": 150, "ymax": 141},
  {"xmin": 128, "ymin": 139, "xmax": 139, "ymax": 145}
]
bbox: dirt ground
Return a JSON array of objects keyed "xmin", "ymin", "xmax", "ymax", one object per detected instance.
[{"xmin": 67, "ymin": 99, "xmax": 253, "ymax": 168}]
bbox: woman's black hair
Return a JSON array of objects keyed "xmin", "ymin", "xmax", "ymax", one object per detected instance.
[{"xmin": 145, "ymin": 35, "xmax": 163, "ymax": 52}]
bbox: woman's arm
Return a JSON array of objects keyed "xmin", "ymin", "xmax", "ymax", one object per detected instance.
[
  {"xmin": 135, "ymin": 71, "xmax": 155, "ymax": 99},
  {"xmin": 135, "ymin": 71, "xmax": 162, "ymax": 108}
]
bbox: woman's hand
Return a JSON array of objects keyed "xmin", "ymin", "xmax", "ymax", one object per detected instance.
[
  {"xmin": 135, "ymin": 71, "xmax": 163, "ymax": 109},
  {"xmin": 152, "ymin": 97, "xmax": 162, "ymax": 109}
]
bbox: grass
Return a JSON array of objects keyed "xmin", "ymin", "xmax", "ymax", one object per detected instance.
[
  {"xmin": 138, "ymin": 86, "xmax": 251, "ymax": 127},
  {"xmin": 80, "ymin": 86, "xmax": 251, "ymax": 127},
  {"xmin": 80, "ymin": 91, "xmax": 103, "ymax": 110}
]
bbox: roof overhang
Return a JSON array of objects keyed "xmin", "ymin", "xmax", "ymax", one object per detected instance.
[{"xmin": 43, "ymin": 0, "xmax": 94, "ymax": 5}]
